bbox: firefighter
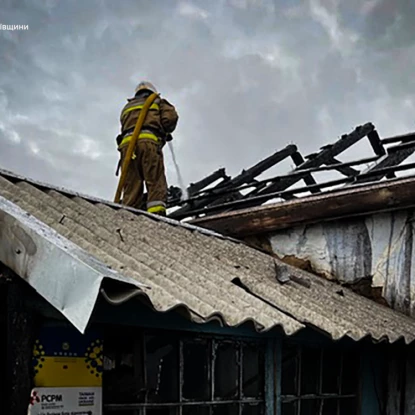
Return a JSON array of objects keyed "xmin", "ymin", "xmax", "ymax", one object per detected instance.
[{"xmin": 117, "ymin": 81, "xmax": 179, "ymax": 216}]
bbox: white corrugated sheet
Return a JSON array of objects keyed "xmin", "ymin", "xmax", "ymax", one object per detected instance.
[{"xmin": 0, "ymin": 169, "xmax": 414, "ymax": 343}]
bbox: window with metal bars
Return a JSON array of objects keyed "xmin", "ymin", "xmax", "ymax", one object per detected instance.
[
  {"xmin": 281, "ymin": 342, "xmax": 360, "ymax": 415},
  {"xmin": 103, "ymin": 328, "xmax": 266, "ymax": 415}
]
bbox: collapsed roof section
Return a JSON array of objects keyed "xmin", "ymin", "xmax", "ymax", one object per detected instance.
[{"xmin": 167, "ymin": 123, "xmax": 415, "ymax": 221}]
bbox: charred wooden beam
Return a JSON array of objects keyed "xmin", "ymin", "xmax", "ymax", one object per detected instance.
[
  {"xmin": 170, "ymin": 145, "xmax": 379, "ymax": 216},
  {"xmin": 388, "ymin": 141, "xmax": 415, "ymax": 153},
  {"xmin": 182, "ymin": 177, "xmax": 351, "ymax": 217},
  {"xmin": 381, "ymin": 132, "xmax": 415, "ymax": 145},
  {"xmin": 167, "ymin": 186, "xmax": 183, "ymax": 204},
  {"xmin": 301, "ymin": 155, "xmax": 379, "ymax": 172},
  {"xmin": 160, "ymin": 170, "xmax": 231, "ymax": 206},
  {"xmin": 290, "ymin": 151, "xmax": 320, "ymax": 193},
  {"xmin": 187, "ymin": 168, "xmax": 229, "ymax": 196},
  {"xmin": 167, "ymin": 155, "xmax": 382, "ymax": 216},
  {"xmin": 367, "ymin": 130, "xmax": 386, "ymax": 156},
  {"xmin": 190, "ymin": 175, "xmax": 415, "ymax": 237},
  {"xmin": 326, "ymin": 157, "xmax": 359, "ymax": 176},
  {"xmin": 169, "ymin": 145, "xmax": 297, "ymax": 219},
  {"xmin": 290, "ymin": 151, "xmax": 308, "ymax": 166},
  {"xmin": 214, "ymin": 144, "xmax": 298, "ymax": 190},
  {"xmin": 263, "ymin": 154, "xmax": 377, "ymax": 179},
  {"xmin": 355, "ymin": 141, "xmax": 415, "ymax": 184},
  {"xmin": 241, "ymin": 123, "xmax": 375, "ymax": 205},
  {"xmin": 178, "ymin": 161, "xmax": 415, "ymax": 218},
  {"xmin": 170, "ymin": 124, "xmax": 369, "ymax": 216}
]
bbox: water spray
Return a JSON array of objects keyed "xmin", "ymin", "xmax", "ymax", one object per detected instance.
[{"xmin": 167, "ymin": 141, "xmax": 188, "ymax": 201}]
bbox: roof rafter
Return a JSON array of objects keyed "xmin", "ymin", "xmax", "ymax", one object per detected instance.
[{"xmin": 167, "ymin": 123, "xmax": 415, "ymax": 221}]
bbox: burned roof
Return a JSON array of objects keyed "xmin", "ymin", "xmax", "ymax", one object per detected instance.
[
  {"xmin": 191, "ymin": 175, "xmax": 415, "ymax": 237},
  {"xmin": 1, "ymin": 169, "xmax": 415, "ymax": 344},
  {"xmin": 167, "ymin": 123, "xmax": 415, "ymax": 222}
]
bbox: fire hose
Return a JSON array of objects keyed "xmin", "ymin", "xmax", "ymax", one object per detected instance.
[{"xmin": 113, "ymin": 92, "xmax": 159, "ymax": 204}]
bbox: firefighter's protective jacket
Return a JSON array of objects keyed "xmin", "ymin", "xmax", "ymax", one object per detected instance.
[
  {"xmin": 118, "ymin": 92, "xmax": 179, "ymax": 148},
  {"xmin": 117, "ymin": 90, "xmax": 179, "ymax": 215}
]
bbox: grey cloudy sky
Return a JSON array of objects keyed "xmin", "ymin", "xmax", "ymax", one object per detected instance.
[{"xmin": 1, "ymin": 0, "xmax": 414, "ymax": 200}]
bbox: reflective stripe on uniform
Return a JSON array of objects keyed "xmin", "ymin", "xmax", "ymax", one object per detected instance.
[
  {"xmin": 147, "ymin": 205, "xmax": 166, "ymax": 214},
  {"xmin": 121, "ymin": 103, "xmax": 159, "ymax": 120},
  {"xmin": 118, "ymin": 131, "xmax": 159, "ymax": 149},
  {"xmin": 147, "ymin": 200, "xmax": 166, "ymax": 209}
]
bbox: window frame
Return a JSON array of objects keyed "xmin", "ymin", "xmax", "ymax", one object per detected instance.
[
  {"xmin": 103, "ymin": 327, "xmax": 269, "ymax": 415},
  {"xmin": 280, "ymin": 341, "xmax": 361, "ymax": 415}
]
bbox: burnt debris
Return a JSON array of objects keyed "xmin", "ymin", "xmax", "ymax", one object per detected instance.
[{"xmin": 166, "ymin": 123, "xmax": 415, "ymax": 220}]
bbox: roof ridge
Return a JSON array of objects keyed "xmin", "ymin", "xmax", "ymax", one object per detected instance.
[{"xmin": 0, "ymin": 167, "xmax": 241, "ymax": 243}]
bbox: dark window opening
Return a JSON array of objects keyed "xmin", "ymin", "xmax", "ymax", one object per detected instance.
[
  {"xmin": 103, "ymin": 328, "xmax": 266, "ymax": 414},
  {"xmin": 182, "ymin": 407, "xmax": 210, "ymax": 415},
  {"xmin": 146, "ymin": 334, "xmax": 179, "ymax": 403},
  {"xmin": 281, "ymin": 343, "xmax": 360, "ymax": 415},
  {"xmin": 102, "ymin": 330, "xmax": 138, "ymax": 404},
  {"xmin": 183, "ymin": 339, "xmax": 210, "ymax": 400},
  {"xmin": 212, "ymin": 404, "xmax": 239, "ymax": 415},
  {"xmin": 300, "ymin": 348, "xmax": 320, "ymax": 395},
  {"xmin": 243, "ymin": 343, "xmax": 264, "ymax": 398},
  {"xmin": 214, "ymin": 341, "xmax": 238, "ymax": 399},
  {"xmin": 242, "ymin": 403, "xmax": 264, "ymax": 415}
]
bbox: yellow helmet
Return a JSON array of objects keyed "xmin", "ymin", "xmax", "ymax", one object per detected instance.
[{"xmin": 135, "ymin": 81, "xmax": 157, "ymax": 95}]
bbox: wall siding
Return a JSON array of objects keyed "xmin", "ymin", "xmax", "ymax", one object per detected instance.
[{"xmin": 268, "ymin": 209, "xmax": 415, "ymax": 316}]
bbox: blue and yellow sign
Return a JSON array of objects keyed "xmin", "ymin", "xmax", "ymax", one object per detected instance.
[{"xmin": 33, "ymin": 326, "xmax": 103, "ymax": 387}]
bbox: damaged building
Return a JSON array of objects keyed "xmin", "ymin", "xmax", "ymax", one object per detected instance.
[
  {"xmin": 169, "ymin": 122, "xmax": 415, "ymax": 414},
  {"xmin": 2, "ymin": 122, "xmax": 415, "ymax": 414}
]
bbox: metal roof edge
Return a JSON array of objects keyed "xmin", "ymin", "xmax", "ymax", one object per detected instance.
[
  {"xmin": 100, "ymin": 284, "xmax": 304, "ymax": 336},
  {"xmin": 0, "ymin": 195, "xmax": 147, "ymax": 333},
  {"xmin": 101, "ymin": 282, "xmax": 415, "ymax": 344}
]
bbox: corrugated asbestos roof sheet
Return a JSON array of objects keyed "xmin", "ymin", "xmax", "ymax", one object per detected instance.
[{"xmin": 0, "ymin": 169, "xmax": 415, "ymax": 344}]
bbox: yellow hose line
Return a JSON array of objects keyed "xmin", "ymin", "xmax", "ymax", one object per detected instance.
[{"xmin": 114, "ymin": 92, "xmax": 159, "ymax": 204}]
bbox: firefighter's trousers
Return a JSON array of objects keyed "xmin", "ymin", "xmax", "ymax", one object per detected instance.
[{"xmin": 120, "ymin": 140, "xmax": 167, "ymax": 215}]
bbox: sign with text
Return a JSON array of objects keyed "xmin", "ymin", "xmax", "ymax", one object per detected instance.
[
  {"xmin": 28, "ymin": 387, "xmax": 102, "ymax": 415},
  {"xmin": 33, "ymin": 326, "xmax": 103, "ymax": 387}
]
